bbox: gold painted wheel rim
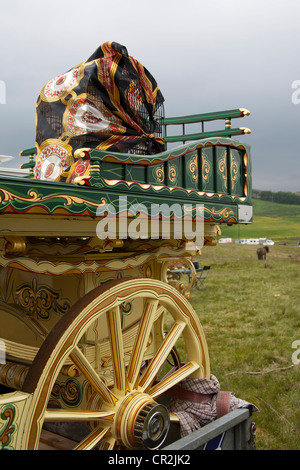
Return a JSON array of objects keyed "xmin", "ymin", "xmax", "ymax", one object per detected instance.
[{"xmin": 22, "ymin": 278, "xmax": 210, "ymax": 450}]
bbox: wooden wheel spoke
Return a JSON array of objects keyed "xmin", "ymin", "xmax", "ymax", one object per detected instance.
[
  {"xmin": 44, "ymin": 409, "xmax": 115, "ymax": 422},
  {"xmin": 21, "ymin": 278, "xmax": 209, "ymax": 450},
  {"xmin": 170, "ymin": 413, "xmax": 180, "ymax": 423},
  {"xmin": 98, "ymin": 436, "xmax": 116, "ymax": 450},
  {"xmin": 138, "ymin": 321, "xmax": 186, "ymax": 392},
  {"xmin": 74, "ymin": 425, "xmax": 111, "ymax": 450},
  {"xmin": 70, "ymin": 346, "xmax": 118, "ymax": 406},
  {"xmin": 148, "ymin": 361, "xmax": 200, "ymax": 399},
  {"xmin": 154, "ymin": 304, "xmax": 166, "ymax": 321},
  {"xmin": 127, "ymin": 299, "xmax": 158, "ymax": 388},
  {"xmin": 107, "ymin": 307, "xmax": 128, "ymax": 394}
]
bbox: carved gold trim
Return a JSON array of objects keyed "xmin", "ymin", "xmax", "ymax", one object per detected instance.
[
  {"xmin": 205, "ymin": 207, "xmax": 235, "ymax": 219},
  {"xmin": 239, "ymin": 108, "xmax": 251, "ymax": 116},
  {"xmin": 4, "ymin": 237, "xmax": 27, "ymax": 254},
  {"xmin": 240, "ymin": 127, "xmax": 251, "ymax": 134},
  {"xmin": 0, "ymin": 188, "xmax": 106, "ymax": 208},
  {"xmin": 15, "ymin": 278, "xmax": 70, "ymax": 320}
]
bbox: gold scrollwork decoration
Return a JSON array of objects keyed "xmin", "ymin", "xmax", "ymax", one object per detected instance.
[
  {"xmin": 0, "ymin": 404, "xmax": 16, "ymax": 450},
  {"xmin": 0, "ymin": 188, "xmax": 106, "ymax": 208},
  {"xmin": 16, "ymin": 277, "xmax": 70, "ymax": 320},
  {"xmin": 218, "ymin": 151, "xmax": 227, "ymax": 190},
  {"xmin": 155, "ymin": 165, "xmax": 165, "ymax": 183},
  {"xmin": 52, "ymin": 379, "xmax": 82, "ymax": 407},
  {"xmin": 168, "ymin": 165, "xmax": 177, "ymax": 184},
  {"xmin": 205, "ymin": 207, "xmax": 235, "ymax": 220},
  {"xmin": 189, "ymin": 154, "xmax": 198, "ymax": 182},
  {"xmin": 230, "ymin": 153, "xmax": 239, "ymax": 191},
  {"xmin": 202, "ymin": 154, "xmax": 210, "ymax": 182}
]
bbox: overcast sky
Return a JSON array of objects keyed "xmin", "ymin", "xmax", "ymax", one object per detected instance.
[{"xmin": 0, "ymin": 0, "xmax": 299, "ymax": 192}]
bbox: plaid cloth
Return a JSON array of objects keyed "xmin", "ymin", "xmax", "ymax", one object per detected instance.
[{"xmin": 168, "ymin": 375, "xmax": 258, "ymax": 437}]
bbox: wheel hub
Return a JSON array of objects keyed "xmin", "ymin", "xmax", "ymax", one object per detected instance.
[
  {"xmin": 134, "ymin": 402, "xmax": 170, "ymax": 450},
  {"xmin": 115, "ymin": 393, "xmax": 170, "ymax": 449}
]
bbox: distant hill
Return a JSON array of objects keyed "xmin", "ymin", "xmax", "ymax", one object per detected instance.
[
  {"xmin": 253, "ymin": 199, "xmax": 300, "ymax": 218},
  {"xmin": 218, "ymin": 197, "xmax": 300, "ymax": 242},
  {"xmin": 253, "ymin": 189, "xmax": 300, "ymax": 206}
]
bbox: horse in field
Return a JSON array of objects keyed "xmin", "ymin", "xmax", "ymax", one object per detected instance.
[{"xmin": 257, "ymin": 246, "xmax": 269, "ymax": 260}]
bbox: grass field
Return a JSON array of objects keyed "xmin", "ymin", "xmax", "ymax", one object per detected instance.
[
  {"xmin": 189, "ymin": 242, "xmax": 300, "ymax": 450},
  {"xmin": 220, "ymin": 199, "xmax": 300, "ymax": 242}
]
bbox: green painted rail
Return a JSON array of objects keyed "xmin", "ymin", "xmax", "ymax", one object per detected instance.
[{"xmin": 162, "ymin": 108, "xmax": 250, "ymax": 145}]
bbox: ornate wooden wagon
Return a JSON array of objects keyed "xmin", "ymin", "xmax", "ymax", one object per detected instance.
[{"xmin": 0, "ymin": 42, "xmax": 252, "ymax": 450}]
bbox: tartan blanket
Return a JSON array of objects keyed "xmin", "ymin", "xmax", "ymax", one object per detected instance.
[{"xmin": 168, "ymin": 375, "xmax": 259, "ymax": 437}]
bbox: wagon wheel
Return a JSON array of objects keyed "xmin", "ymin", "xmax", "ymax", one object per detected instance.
[{"xmin": 22, "ymin": 278, "xmax": 210, "ymax": 450}]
